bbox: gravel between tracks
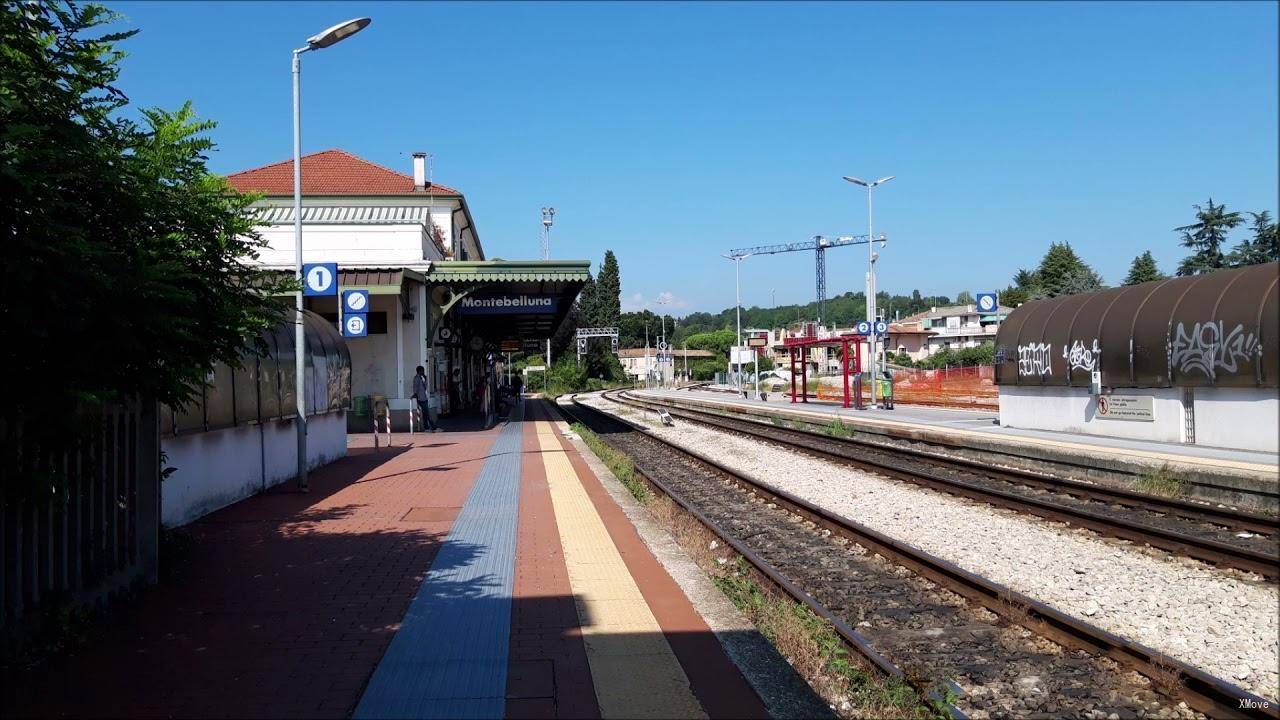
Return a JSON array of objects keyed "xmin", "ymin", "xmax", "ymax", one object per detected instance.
[{"xmin": 583, "ymin": 395, "xmax": 1280, "ymax": 701}]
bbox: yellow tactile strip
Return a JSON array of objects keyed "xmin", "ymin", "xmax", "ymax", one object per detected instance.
[{"xmin": 535, "ymin": 421, "xmax": 707, "ymax": 719}]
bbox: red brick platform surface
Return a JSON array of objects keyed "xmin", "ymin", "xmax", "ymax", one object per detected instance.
[
  {"xmin": 3, "ymin": 429, "xmax": 496, "ymax": 719},
  {"xmin": 4, "ymin": 403, "xmax": 768, "ymax": 719}
]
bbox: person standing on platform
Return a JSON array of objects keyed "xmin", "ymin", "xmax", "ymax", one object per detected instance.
[{"xmin": 413, "ymin": 366, "xmax": 440, "ymax": 433}]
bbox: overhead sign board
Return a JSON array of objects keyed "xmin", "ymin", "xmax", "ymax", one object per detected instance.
[
  {"xmin": 1097, "ymin": 394, "xmax": 1154, "ymax": 422},
  {"xmin": 747, "ymin": 335, "xmax": 768, "ymax": 348},
  {"xmin": 341, "ymin": 289, "xmax": 370, "ymax": 314},
  {"xmin": 342, "ymin": 313, "xmax": 368, "ymax": 338},
  {"xmin": 457, "ymin": 294, "xmax": 558, "ymax": 315},
  {"xmin": 302, "ymin": 263, "xmax": 338, "ymax": 296},
  {"xmin": 976, "ymin": 292, "xmax": 998, "ymax": 314},
  {"xmin": 730, "ymin": 347, "xmax": 756, "ymax": 365},
  {"xmin": 500, "ymin": 340, "xmax": 521, "ymax": 352}
]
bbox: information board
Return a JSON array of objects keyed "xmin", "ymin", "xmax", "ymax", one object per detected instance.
[{"xmin": 1097, "ymin": 394, "xmax": 1154, "ymax": 422}]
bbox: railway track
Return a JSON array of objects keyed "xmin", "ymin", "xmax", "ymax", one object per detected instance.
[
  {"xmin": 560, "ymin": 392, "xmax": 1278, "ymax": 720},
  {"xmin": 612, "ymin": 391, "xmax": 1280, "ymax": 580}
]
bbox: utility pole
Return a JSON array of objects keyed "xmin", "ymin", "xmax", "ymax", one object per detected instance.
[
  {"xmin": 842, "ymin": 175, "xmax": 894, "ymax": 408},
  {"xmin": 721, "ymin": 254, "xmax": 745, "ymax": 390},
  {"xmin": 291, "ymin": 16, "xmax": 371, "ymax": 492},
  {"xmin": 542, "ymin": 207, "xmax": 555, "ymax": 379}
]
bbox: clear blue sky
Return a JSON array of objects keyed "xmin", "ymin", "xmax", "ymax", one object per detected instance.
[{"xmin": 109, "ymin": 1, "xmax": 1278, "ymax": 315}]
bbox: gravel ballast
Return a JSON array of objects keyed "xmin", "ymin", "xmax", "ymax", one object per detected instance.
[{"xmin": 583, "ymin": 396, "xmax": 1280, "ymax": 702}]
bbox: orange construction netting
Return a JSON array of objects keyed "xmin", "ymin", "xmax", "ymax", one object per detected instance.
[{"xmin": 887, "ymin": 365, "xmax": 997, "ymax": 409}]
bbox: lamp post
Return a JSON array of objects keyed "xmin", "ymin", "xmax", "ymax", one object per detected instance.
[
  {"xmin": 292, "ymin": 16, "xmax": 370, "ymax": 492},
  {"xmin": 842, "ymin": 174, "xmax": 893, "ymax": 408},
  {"xmin": 721, "ymin": 253, "xmax": 746, "ymax": 390},
  {"xmin": 656, "ymin": 295, "xmax": 670, "ymax": 387},
  {"xmin": 541, "ymin": 207, "xmax": 555, "ymax": 382}
]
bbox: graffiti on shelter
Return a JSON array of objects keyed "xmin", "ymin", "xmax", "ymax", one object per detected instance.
[
  {"xmin": 1063, "ymin": 338, "xmax": 1101, "ymax": 373},
  {"xmin": 1017, "ymin": 342, "xmax": 1053, "ymax": 377},
  {"xmin": 1169, "ymin": 321, "xmax": 1261, "ymax": 380}
]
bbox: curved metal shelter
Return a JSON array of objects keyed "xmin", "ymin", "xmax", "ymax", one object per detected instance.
[
  {"xmin": 995, "ymin": 262, "xmax": 1278, "ymax": 389},
  {"xmin": 163, "ymin": 309, "xmax": 352, "ymax": 436}
]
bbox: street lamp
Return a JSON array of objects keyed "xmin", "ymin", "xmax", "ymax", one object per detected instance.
[
  {"xmin": 541, "ymin": 207, "xmax": 556, "ymax": 260},
  {"xmin": 541, "ymin": 207, "xmax": 555, "ymax": 377},
  {"xmin": 291, "ymin": 16, "xmax": 370, "ymax": 492},
  {"xmin": 655, "ymin": 295, "xmax": 671, "ymax": 388},
  {"xmin": 721, "ymin": 253, "xmax": 748, "ymax": 390},
  {"xmin": 842, "ymin": 175, "xmax": 893, "ymax": 408}
]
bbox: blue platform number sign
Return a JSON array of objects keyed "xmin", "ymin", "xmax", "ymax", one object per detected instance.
[
  {"xmin": 855, "ymin": 320, "xmax": 872, "ymax": 335},
  {"xmin": 342, "ymin": 289, "xmax": 370, "ymax": 314},
  {"xmin": 975, "ymin": 292, "xmax": 998, "ymax": 314},
  {"xmin": 302, "ymin": 263, "xmax": 338, "ymax": 296},
  {"xmin": 342, "ymin": 313, "xmax": 368, "ymax": 338},
  {"xmin": 875, "ymin": 320, "xmax": 888, "ymax": 334}
]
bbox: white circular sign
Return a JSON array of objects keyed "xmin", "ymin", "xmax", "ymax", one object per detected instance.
[
  {"xmin": 306, "ymin": 265, "xmax": 334, "ymax": 293},
  {"xmin": 345, "ymin": 315, "xmax": 365, "ymax": 335},
  {"xmin": 875, "ymin": 320, "xmax": 888, "ymax": 334},
  {"xmin": 978, "ymin": 294, "xmax": 996, "ymax": 311},
  {"xmin": 345, "ymin": 292, "xmax": 368, "ymax": 312},
  {"xmin": 856, "ymin": 320, "xmax": 871, "ymax": 334}
]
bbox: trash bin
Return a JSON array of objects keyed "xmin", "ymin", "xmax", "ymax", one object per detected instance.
[
  {"xmin": 353, "ymin": 394, "xmax": 372, "ymax": 418},
  {"xmin": 878, "ymin": 372, "xmax": 895, "ymax": 410}
]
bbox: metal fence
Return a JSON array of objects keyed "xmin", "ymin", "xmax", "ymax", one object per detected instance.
[{"xmin": 2, "ymin": 400, "xmax": 160, "ymax": 640}]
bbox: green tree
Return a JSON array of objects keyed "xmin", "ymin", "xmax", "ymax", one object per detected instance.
[
  {"xmin": 1032, "ymin": 242, "xmax": 1103, "ymax": 298},
  {"xmin": 1227, "ymin": 211, "xmax": 1279, "ymax": 267},
  {"xmin": 955, "ymin": 290, "xmax": 975, "ymax": 305},
  {"xmin": 1123, "ymin": 250, "xmax": 1167, "ymax": 285},
  {"xmin": 684, "ymin": 330, "xmax": 737, "ymax": 358},
  {"xmin": 593, "ymin": 251, "xmax": 622, "ymax": 327},
  {"xmin": 1176, "ymin": 199, "xmax": 1243, "ymax": 276},
  {"xmin": 2, "ymin": 1, "xmax": 288, "ymax": 457}
]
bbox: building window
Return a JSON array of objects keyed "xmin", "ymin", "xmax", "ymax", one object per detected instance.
[{"xmin": 946, "ymin": 316, "xmax": 961, "ymax": 329}]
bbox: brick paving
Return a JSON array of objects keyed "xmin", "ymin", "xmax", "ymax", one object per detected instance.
[
  {"xmin": 506, "ymin": 414, "xmax": 600, "ymax": 719},
  {"xmin": 5, "ymin": 402, "xmax": 772, "ymax": 719},
  {"xmin": 4, "ymin": 428, "xmax": 500, "ymax": 719}
]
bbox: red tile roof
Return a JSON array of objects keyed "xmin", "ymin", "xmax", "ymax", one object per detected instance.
[{"xmin": 225, "ymin": 149, "xmax": 461, "ymax": 196}]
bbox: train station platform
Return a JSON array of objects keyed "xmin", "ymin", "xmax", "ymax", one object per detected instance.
[
  {"xmin": 636, "ymin": 387, "xmax": 1279, "ymax": 509},
  {"xmin": 2, "ymin": 400, "xmax": 792, "ymax": 719}
]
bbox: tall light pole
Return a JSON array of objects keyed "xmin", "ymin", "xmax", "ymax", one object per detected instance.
[
  {"xmin": 721, "ymin": 253, "xmax": 747, "ymax": 389},
  {"xmin": 842, "ymin": 175, "xmax": 893, "ymax": 408},
  {"xmin": 292, "ymin": 16, "xmax": 370, "ymax": 491},
  {"xmin": 541, "ymin": 207, "xmax": 555, "ymax": 375},
  {"xmin": 656, "ymin": 295, "xmax": 670, "ymax": 387}
]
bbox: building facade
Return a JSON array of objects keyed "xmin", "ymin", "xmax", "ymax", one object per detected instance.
[
  {"xmin": 619, "ymin": 347, "xmax": 714, "ymax": 384},
  {"xmin": 228, "ymin": 149, "xmax": 588, "ymax": 430}
]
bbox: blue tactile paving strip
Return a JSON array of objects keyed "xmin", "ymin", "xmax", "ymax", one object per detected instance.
[{"xmin": 354, "ymin": 406, "xmax": 525, "ymax": 719}]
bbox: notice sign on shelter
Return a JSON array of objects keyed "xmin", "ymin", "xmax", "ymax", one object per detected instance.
[
  {"xmin": 1097, "ymin": 394, "xmax": 1154, "ymax": 422},
  {"xmin": 457, "ymin": 294, "xmax": 558, "ymax": 315}
]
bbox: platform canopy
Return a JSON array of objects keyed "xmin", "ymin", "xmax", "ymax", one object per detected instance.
[{"xmin": 427, "ymin": 260, "xmax": 592, "ymax": 344}]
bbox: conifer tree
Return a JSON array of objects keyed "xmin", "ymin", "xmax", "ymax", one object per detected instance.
[{"xmin": 1123, "ymin": 251, "xmax": 1167, "ymax": 285}]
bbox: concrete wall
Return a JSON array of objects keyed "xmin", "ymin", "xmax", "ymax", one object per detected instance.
[
  {"xmin": 1194, "ymin": 387, "xmax": 1279, "ymax": 453},
  {"xmin": 161, "ymin": 411, "xmax": 348, "ymax": 527},
  {"xmin": 998, "ymin": 385, "xmax": 1278, "ymax": 452},
  {"xmin": 256, "ymin": 222, "xmax": 448, "ymax": 266}
]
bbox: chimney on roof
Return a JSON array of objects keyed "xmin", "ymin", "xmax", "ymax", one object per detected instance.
[{"xmin": 412, "ymin": 152, "xmax": 428, "ymax": 191}]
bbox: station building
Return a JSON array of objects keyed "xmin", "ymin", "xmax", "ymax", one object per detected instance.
[
  {"xmin": 994, "ymin": 262, "xmax": 1279, "ymax": 453},
  {"xmin": 226, "ymin": 149, "xmax": 589, "ymax": 429}
]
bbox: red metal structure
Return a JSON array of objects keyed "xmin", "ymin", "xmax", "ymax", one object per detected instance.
[{"xmin": 784, "ymin": 333, "xmax": 864, "ymax": 408}]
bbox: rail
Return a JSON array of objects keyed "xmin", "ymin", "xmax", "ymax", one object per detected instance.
[{"xmin": 574, "ymin": 390, "xmax": 1279, "ymax": 720}]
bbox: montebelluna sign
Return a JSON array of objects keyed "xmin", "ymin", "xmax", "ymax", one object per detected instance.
[{"xmin": 457, "ymin": 294, "xmax": 558, "ymax": 315}]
